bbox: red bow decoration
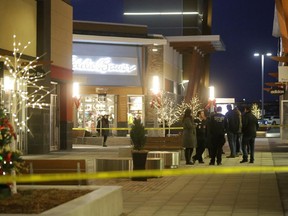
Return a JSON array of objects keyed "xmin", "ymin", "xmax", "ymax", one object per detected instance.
[
  {"xmin": 150, "ymin": 94, "xmax": 162, "ymax": 109},
  {"xmin": 73, "ymin": 97, "xmax": 81, "ymax": 109},
  {"xmin": 5, "ymin": 152, "xmax": 12, "ymax": 162},
  {"xmin": 3, "ymin": 118, "xmax": 16, "ymax": 140},
  {"xmin": 205, "ymin": 99, "xmax": 216, "ymax": 111}
]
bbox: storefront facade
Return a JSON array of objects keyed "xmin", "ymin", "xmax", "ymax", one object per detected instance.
[
  {"xmin": 72, "ymin": 27, "xmax": 170, "ymax": 135},
  {"xmin": 72, "ymin": 22, "xmax": 225, "ymax": 137},
  {"xmin": 0, "ymin": 0, "xmax": 74, "ymax": 154}
]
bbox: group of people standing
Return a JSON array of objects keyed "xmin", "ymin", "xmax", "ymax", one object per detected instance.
[{"xmin": 182, "ymin": 104, "xmax": 259, "ymax": 166}]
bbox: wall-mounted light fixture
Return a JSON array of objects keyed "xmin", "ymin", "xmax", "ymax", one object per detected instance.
[
  {"xmin": 209, "ymin": 86, "xmax": 215, "ymax": 101},
  {"xmin": 151, "ymin": 76, "xmax": 160, "ymax": 94}
]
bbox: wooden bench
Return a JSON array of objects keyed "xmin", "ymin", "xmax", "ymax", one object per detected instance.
[
  {"xmin": 72, "ymin": 129, "xmax": 86, "ymax": 144},
  {"xmin": 144, "ymin": 136, "xmax": 182, "ymax": 168},
  {"xmin": 23, "ymin": 159, "xmax": 87, "ymax": 185},
  {"xmin": 96, "ymin": 157, "xmax": 163, "ymax": 178},
  {"xmin": 145, "ymin": 136, "xmax": 183, "ymax": 151}
]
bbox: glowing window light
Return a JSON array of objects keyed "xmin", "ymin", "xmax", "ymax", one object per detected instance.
[
  {"xmin": 73, "ymin": 82, "xmax": 80, "ymax": 99},
  {"xmin": 151, "ymin": 76, "xmax": 160, "ymax": 94},
  {"xmin": 209, "ymin": 86, "xmax": 215, "ymax": 100},
  {"xmin": 4, "ymin": 76, "xmax": 14, "ymax": 91}
]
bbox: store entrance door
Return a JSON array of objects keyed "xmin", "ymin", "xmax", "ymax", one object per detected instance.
[
  {"xmin": 76, "ymin": 94, "xmax": 116, "ymax": 136},
  {"xmin": 127, "ymin": 95, "xmax": 144, "ymax": 128},
  {"xmin": 281, "ymin": 100, "xmax": 288, "ymax": 140},
  {"xmin": 50, "ymin": 94, "xmax": 59, "ymax": 151}
]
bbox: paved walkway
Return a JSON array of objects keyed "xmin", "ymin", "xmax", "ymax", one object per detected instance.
[{"xmin": 24, "ymin": 137, "xmax": 288, "ymax": 216}]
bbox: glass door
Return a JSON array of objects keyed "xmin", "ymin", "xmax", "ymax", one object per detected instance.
[
  {"xmin": 281, "ymin": 100, "xmax": 288, "ymax": 140},
  {"xmin": 127, "ymin": 95, "xmax": 144, "ymax": 127},
  {"xmin": 77, "ymin": 94, "xmax": 115, "ymax": 136}
]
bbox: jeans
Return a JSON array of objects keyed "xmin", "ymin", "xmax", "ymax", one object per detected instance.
[
  {"xmin": 242, "ymin": 136, "xmax": 255, "ymax": 162},
  {"xmin": 227, "ymin": 132, "xmax": 237, "ymax": 156},
  {"xmin": 236, "ymin": 133, "xmax": 243, "ymax": 154}
]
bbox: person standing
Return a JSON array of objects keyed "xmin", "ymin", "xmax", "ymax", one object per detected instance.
[
  {"xmin": 101, "ymin": 115, "xmax": 110, "ymax": 147},
  {"xmin": 209, "ymin": 106, "xmax": 226, "ymax": 165},
  {"xmin": 240, "ymin": 105, "xmax": 259, "ymax": 163},
  {"xmin": 234, "ymin": 107, "xmax": 243, "ymax": 156},
  {"xmin": 192, "ymin": 110, "xmax": 207, "ymax": 164},
  {"xmin": 225, "ymin": 104, "xmax": 240, "ymax": 158},
  {"xmin": 182, "ymin": 108, "xmax": 197, "ymax": 165}
]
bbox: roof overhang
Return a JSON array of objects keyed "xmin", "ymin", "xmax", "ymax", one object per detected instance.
[
  {"xmin": 73, "ymin": 34, "xmax": 225, "ymax": 55},
  {"xmin": 73, "ymin": 34, "xmax": 167, "ymax": 46},
  {"xmin": 166, "ymin": 35, "xmax": 225, "ymax": 55}
]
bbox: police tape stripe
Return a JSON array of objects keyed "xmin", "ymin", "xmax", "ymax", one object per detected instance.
[
  {"xmin": 73, "ymin": 127, "xmax": 183, "ymax": 130},
  {"xmin": 73, "ymin": 125, "xmax": 288, "ymax": 131},
  {"xmin": 1, "ymin": 166, "xmax": 288, "ymax": 184}
]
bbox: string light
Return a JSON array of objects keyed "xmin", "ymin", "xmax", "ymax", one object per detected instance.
[{"xmin": 0, "ymin": 35, "xmax": 52, "ymax": 147}]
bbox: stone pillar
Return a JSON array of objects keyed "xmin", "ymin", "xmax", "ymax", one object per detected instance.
[{"xmin": 27, "ymin": 109, "xmax": 50, "ymax": 154}]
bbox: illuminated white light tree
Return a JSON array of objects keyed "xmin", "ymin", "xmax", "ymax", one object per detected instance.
[
  {"xmin": 175, "ymin": 95, "xmax": 203, "ymax": 119},
  {"xmin": 251, "ymin": 103, "xmax": 261, "ymax": 119},
  {"xmin": 150, "ymin": 90, "xmax": 178, "ymax": 136},
  {"xmin": 151, "ymin": 92, "xmax": 203, "ymax": 135},
  {"xmin": 0, "ymin": 35, "xmax": 51, "ymax": 194},
  {"xmin": 0, "ymin": 35, "xmax": 51, "ymax": 148}
]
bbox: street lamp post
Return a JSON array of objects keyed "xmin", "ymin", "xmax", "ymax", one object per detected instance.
[{"xmin": 253, "ymin": 52, "xmax": 272, "ymax": 119}]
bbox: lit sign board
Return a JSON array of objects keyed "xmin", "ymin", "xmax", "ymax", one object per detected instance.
[
  {"xmin": 279, "ymin": 66, "xmax": 288, "ymax": 82},
  {"xmin": 270, "ymin": 87, "xmax": 285, "ymax": 96},
  {"xmin": 72, "ymin": 55, "xmax": 137, "ymax": 75}
]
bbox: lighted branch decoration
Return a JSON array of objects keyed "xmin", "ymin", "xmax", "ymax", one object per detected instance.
[
  {"xmin": 175, "ymin": 95, "xmax": 203, "ymax": 119},
  {"xmin": 0, "ymin": 35, "xmax": 52, "ymax": 136},
  {"xmin": 150, "ymin": 91, "xmax": 178, "ymax": 135},
  {"xmin": 251, "ymin": 103, "xmax": 261, "ymax": 119}
]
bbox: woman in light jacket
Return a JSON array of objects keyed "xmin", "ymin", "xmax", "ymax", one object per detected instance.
[{"xmin": 182, "ymin": 108, "xmax": 197, "ymax": 165}]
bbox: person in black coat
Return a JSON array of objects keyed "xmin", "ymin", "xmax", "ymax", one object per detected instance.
[
  {"xmin": 240, "ymin": 105, "xmax": 259, "ymax": 163},
  {"xmin": 97, "ymin": 115, "xmax": 110, "ymax": 147},
  {"xmin": 225, "ymin": 104, "xmax": 240, "ymax": 158},
  {"xmin": 209, "ymin": 106, "xmax": 226, "ymax": 165}
]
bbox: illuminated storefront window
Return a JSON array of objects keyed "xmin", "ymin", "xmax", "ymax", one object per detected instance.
[
  {"xmin": 128, "ymin": 96, "xmax": 144, "ymax": 127},
  {"xmin": 76, "ymin": 95, "xmax": 115, "ymax": 135}
]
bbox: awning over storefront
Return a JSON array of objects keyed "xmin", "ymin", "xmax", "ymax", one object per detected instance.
[
  {"xmin": 73, "ymin": 34, "xmax": 167, "ymax": 46},
  {"xmin": 166, "ymin": 35, "xmax": 225, "ymax": 55}
]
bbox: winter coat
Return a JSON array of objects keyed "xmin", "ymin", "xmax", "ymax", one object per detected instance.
[
  {"xmin": 235, "ymin": 109, "xmax": 242, "ymax": 134},
  {"xmin": 194, "ymin": 118, "xmax": 207, "ymax": 143},
  {"xmin": 209, "ymin": 112, "xmax": 226, "ymax": 145},
  {"xmin": 210, "ymin": 113, "xmax": 226, "ymax": 137},
  {"xmin": 242, "ymin": 111, "xmax": 259, "ymax": 138},
  {"xmin": 97, "ymin": 117, "xmax": 109, "ymax": 136},
  {"xmin": 225, "ymin": 109, "xmax": 240, "ymax": 133},
  {"xmin": 182, "ymin": 117, "xmax": 197, "ymax": 148}
]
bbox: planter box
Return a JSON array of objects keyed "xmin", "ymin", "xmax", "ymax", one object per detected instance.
[{"xmin": 2, "ymin": 185, "xmax": 123, "ymax": 216}]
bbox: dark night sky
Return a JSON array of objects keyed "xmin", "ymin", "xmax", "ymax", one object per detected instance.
[{"xmin": 71, "ymin": 0, "xmax": 280, "ymax": 103}]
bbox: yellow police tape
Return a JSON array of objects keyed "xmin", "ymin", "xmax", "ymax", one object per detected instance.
[
  {"xmin": 1, "ymin": 166, "xmax": 288, "ymax": 184},
  {"xmin": 73, "ymin": 125, "xmax": 287, "ymax": 131},
  {"xmin": 73, "ymin": 127, "xmax": 183, "ymax": 131}
]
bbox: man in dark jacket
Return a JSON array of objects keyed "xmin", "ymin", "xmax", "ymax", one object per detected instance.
[
  {"xmin": 209, "ymin": 106, "xmax": 226, "ymax": 165},
  {"xmin": 225, "ymin": 104, "xmax": 240, "ymax": 158},
  {"xmin": 240, "ymin": 105, "xmax": 259, "ymax": 163}
]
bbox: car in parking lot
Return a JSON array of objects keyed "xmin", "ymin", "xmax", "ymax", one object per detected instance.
[
  {"xmin": 264, "ymin": 116, "xmax": 280, "ymax": 125},
  {"xmin": 258, "ymin": 119, "xmax": 268, "ymax": 125}
]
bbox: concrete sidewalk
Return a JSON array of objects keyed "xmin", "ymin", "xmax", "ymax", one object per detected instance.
[
  {"xmin": 88, "ymin": 138, "xmax": 288, "ymax": 216},
  {"xmin": 23, "ymin": 137, "xmax": 288, "ymax": 216}
]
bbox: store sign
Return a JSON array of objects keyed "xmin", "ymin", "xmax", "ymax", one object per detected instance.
[
  {"xmin": 270, "ymin": 87, "xmax": 285, "ymax": 96},
  {"xmin": 278, "ymin": 66, "xmax": 288, "ymax": 82},
  {"xmin": 72, "ymin": 55, "xmax": 137, "ymax": 75}
]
